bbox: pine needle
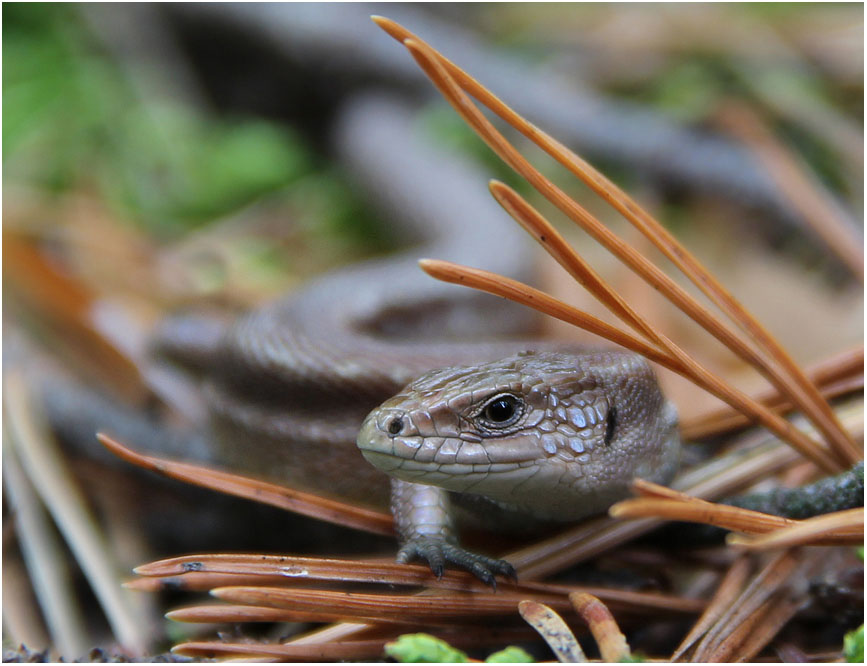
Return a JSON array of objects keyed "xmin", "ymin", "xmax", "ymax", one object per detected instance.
[
  {"xmin": 672, "ymin": 555, "xmax": 753, "ymax": 661},
  {"xmin": 727, "ymin": 507, "xmax": 864, "ymax": 549},
  {"xmin": 374, "ymin": 15, "xmax": 860, "ymax": 470},
  {"xmin": 97, "ymin": 433, "xmax": 394, "ymax": 536}
]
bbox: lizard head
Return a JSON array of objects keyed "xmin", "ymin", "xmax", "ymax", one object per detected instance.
[{"xmin": 357, "ymin": 350, "xmax": 680, "ymax": 521}]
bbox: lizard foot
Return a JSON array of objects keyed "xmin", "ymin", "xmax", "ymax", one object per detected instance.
[{"xmin": 397, "ymin": 537, "xmax": 517, "ymax": 588}]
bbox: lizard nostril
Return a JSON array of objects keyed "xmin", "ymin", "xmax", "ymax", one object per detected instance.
[{"xmin": 386, "ymin": 416, "xmax": 404, "ymax": 436}]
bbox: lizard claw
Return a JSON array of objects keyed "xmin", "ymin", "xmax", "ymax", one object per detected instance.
[{"xmin": 398, "ymin": 537, "xmax": 516, "ymax": 588}]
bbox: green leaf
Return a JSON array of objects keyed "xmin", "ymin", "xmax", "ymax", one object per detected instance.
[
  {"xmin": 844, "ymin": 625, "xmax": 864, "ymax": 663},
  {"xmin": 384, "ymin": 633, "xmax": 469, "ymax": 663},
  {"xmin": 486, "ymin": 645, "xmax": 534, "ymax": 662}
]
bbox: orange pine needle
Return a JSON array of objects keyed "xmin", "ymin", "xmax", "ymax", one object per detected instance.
[{"xmin": 97, "ymin": 433, "xmax": 394, "ymax": 535}]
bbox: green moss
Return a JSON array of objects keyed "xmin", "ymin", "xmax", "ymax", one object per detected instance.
[
  {"xmin": 485, "ymin": 645, "xmax": 534, "ymax": 662},
  {"xmin": 4, "ymin": 3, "xmax": 314, "ymax": 236},
  {"xmin": 844, "ymin": 625, "xmax": 864, "ymax": 663},
  {"xmin": 384, "ymin": 633, "xmax": 469, "ymax": 663}
]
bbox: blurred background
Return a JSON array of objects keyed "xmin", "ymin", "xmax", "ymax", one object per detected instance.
[{"xmin": 3, "ymin": 2, "xmax": 863, "ymax": 659}]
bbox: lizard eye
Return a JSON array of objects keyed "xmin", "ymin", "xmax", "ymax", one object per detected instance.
[{"xmin": 481, "ymin": 394, "xmax": 523, "ymax": 427}]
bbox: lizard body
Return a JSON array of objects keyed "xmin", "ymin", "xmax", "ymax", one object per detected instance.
[{"xmin": 155, "ymin": 96, "xmax": 681, "ymax": 580}]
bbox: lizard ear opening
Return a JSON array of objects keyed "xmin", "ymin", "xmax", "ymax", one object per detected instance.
[{"xmin": 604, "ymin": 405, "xmax": 617, "ymax": 446}]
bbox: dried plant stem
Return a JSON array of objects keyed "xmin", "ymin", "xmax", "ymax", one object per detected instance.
[
  {"xmin": 2, "ymin": 550, "xmax": 50, "ymax": 652},
  {"xmin": 732, "ymin": 593, "xmax": 805, "ymax": 663},
  {"xmin": 419, "ymin": 260, "xmax": 679, "ymax": 369},
  {"xmin": 134, "ymin": 553, "xmax": 702, "ymax": 616},
  {"xmin": 727, "ymin": 507, "xmax": 864, "ymax": 549},
  {"xmin": 717, "ymin": 101, "xmax": 864, "ymax": 280},
  {"xmin": 615, "ymin": 479, "xmax": 861, "ymax": 545},
  {"xmin": 682, "ymin": 377, "xmax": 863, "ymax": 440},
  {"xmin": 682, "ymin": 345, "xmax": 864, "ymax": 439},
  {"xmin": 610, "ymin": 498, "xmax": 796, "ymax": 535},
  {"xmin": 167, "ymin": 604, "xmax": 351, "ymax": 625},
  {"xmin": 5, "ymin": 373, "xmax": 148, "ymax": 656},
  {"xmin": 97, "ymin": 433, "xmax": 394, "ymax": 536},
  {"xmin": 376, "ymin": 17, "xmax": 859, "ymax": 469},
  {"xmin": 692, "ymin": 550, "xmax": 799, "ymax": 660},
  {"xmin": 672, "ymin": 555, "xmax": 752, "ymax": 661},
  {"xmin": 3, "ymin": 433, "xmax": 87, "ymax": 658},
  {"xmin": 172, "ymin": 639, "xmax": 390, "ymax": 661},
  {"xmin": 422, "ymin": 258, "xmax": 837, "ymax": 473}
]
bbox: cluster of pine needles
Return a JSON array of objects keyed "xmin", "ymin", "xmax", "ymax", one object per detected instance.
[{"xmin": 4, "ymin": 14, "xmax": 863, "ymax": 663}]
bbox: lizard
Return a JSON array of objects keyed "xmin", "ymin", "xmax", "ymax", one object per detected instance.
[
  {"xmin": 139, "ymin": 95, "xmax": 682, "ymax": 583},
  {"xmin": 357, "ymin": 350, "xmax": 680, "ymax": 583}
]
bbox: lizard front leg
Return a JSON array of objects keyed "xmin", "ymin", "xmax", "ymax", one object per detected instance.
[{"xmin": 390, "ymin": 478, "xmax": 516, "ymax": 586}]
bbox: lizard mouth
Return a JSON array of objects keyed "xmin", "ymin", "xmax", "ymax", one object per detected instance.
[
  {"xmin": 362, "ymin": 452, "xmax": 529, "ymax": 497},
  {"xmin": 357, "ymin": 416, "xmax": 524, "ymax": 489},
  {"xmin": 358, "ymin": 449, "xmax": 403, "ymax": 473}
]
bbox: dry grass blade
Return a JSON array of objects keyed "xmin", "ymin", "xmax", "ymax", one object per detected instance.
[
  {"xmin": 727, "ymin": 507, "xmax": 864, "ymax": 549},
  {"xmin": 5, "ymin": 373, "xmax": 148, "ymax": 655},
  {"xmin": 692, "ymin": 550, "xmax": 799, "ymax": 660},
  {"xmin": 175, "ymin": 625, "xmax": 543, "ymax": 661},
  {"xmin": 729, "ymin": 593, "xmax": 806, "ymax": 663},
  {"xmin": 630, "ymin": 477, "xmax": 708, "ymax": 501},
  {"xmin": 97, "ymin": 433, "xmax": 394, "ymax": 536},
  {"xmin": 611, "ymin": 497, "xmax": 796, "ymax": 534},
  {"xmin": 617, "ymin": 477, "xmax": 863, "ymax": 546},
  {"xmin": 569, "ymin": 592, "xmax": 631, "ymax": 662},
  {"xmin": 172, "ymin": 639, "xmax": 390, "ymax": 661},
  {"xmin": 419, "ymin": 259, "xmax": 678, "ymax": 369},
  {"xmin": 682, "ymin": 346, "xmax": 864, "ymax": 439},
  {"xmin": 166, "ymin": 604, "xmax": 343, "ymax": 624},
  {"xmin": 133, "ymin": 553, "xmax": 479, "ymax": 590},
  {"xmin": 3, "ymin": 432, "xmax": 88, "ymax": 658},
  {"xmin": 518, "ymin": 600, "xmax": 586, "ymax": 662},
  {"xmin": 702, "ymin": 594, "xmax": 778, "ymax": 662},
  {"xmin": 283, "ymin": 622, "xmax": 375, "ymax": 646},
  {"xmin": 489, "ymin": 180, "xmax": 668, "ymax": 346},
  {"xmin": 421, "ymin": 258, "xmax": 837, "ymax": 473},
  {"xmin": 132, "ymin": 552, "xmax": 703, "ymax": 616},
  {"xmin": 134, "ymin": 555, "xmax": 487, "ymax": 591},
  {"xmin": 699, "ymin": 548, "xmax": 827, "ymax": 663},
  {"xmin": 683, "ymin": 377, "xmax": 863, "ymax": 440},
  {"xmin": 717, "ymin": 101, "xmax": 864, "ymax": 280},
  {"xmin": 2, "ymin": 549, "xmax": 51, "ymax": 652},
  {"xmin": 618, "ymin": 477, "xmax": 800, "ymax": 535},
  {"xmin": 4, "ymin": 232, "xmax": 146, "ymax": 402},
  {"xmin": 376, "ymin": 16, "xmax": 859, "ymax": 470},
  {"xmin": 126, "ymin": 572, "xmax": 290, "ymax": 592},
  {"xmin": 209, "ymin": 586, "xmax": 528, "ymax": 621},
  {"xmin": 526, "ymin": 583, "xmax": 704, "ymax": 616},
  {"xmin": 672, "ymin": 555, "xmax": 752, "ymax": 661}
]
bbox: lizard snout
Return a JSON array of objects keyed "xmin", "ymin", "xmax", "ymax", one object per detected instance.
[{"xmin": 357, "ymin": 407, "xmax": 418, "ymax": 472}]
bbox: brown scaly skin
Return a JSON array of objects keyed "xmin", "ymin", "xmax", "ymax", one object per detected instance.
[
  {"xmin": 150, "ymin": 99, "xmax": 681, "ymax": 584},
  {"xmin": 358, "ymin": 350, "xmax": 681, "ymax": 584}
]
